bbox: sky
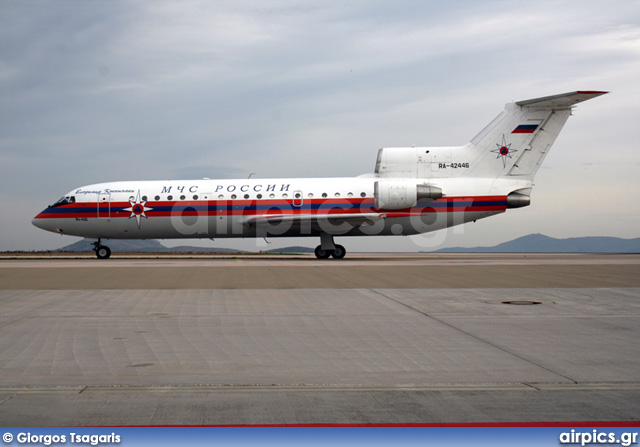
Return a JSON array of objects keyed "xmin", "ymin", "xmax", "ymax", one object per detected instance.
[{"xmin": 1, "ymin": 0, "xmax": 639, "ymax": 252}]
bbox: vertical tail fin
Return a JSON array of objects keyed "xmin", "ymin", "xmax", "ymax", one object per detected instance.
[{"xmin": 466, "ymin": 91, "xmax": 607, "ymax": 179}]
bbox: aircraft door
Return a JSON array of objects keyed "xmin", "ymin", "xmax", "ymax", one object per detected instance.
[
  {"xmin": 97, "ymin": 192, "xmax": 111, "ymax": 218},
  {"xmin": 293, "ymin": 190, "xmax": 303, "ymax": 207}
]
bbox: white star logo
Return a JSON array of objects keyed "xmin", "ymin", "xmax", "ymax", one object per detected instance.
[
  {"xmin": 123, "ymin": 190, "xmax": 153, "ymax": 229},
  {"xmin": 491, "ymin": 134, "xmax": 518, "ymax": 167}
]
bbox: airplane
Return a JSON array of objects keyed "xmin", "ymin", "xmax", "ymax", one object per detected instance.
[{"xmin": 32, "ymin": 90, "xmax": 607, "ymax": 259}]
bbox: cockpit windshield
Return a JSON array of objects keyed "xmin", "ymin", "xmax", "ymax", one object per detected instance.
[{"xmin": 50, "ymin": 196, "xmax": 76, "ymax": 208}]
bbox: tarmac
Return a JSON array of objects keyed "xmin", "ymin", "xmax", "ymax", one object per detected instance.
[{"xmin": 0, "ymin": 253, "xmax": 639, "ymax": 425}]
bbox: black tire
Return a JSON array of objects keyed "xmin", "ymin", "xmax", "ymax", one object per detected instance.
[
  {"xmin": 331, "ymin": 244, "xmax": 346, "ymax": 259},
  {"xmin": 96, "ymin": 245, "xmax": 111, "ymax": 259},
  {"xmin": 314, "ymin": 245, "xmax": 331, "ymax": 259}
]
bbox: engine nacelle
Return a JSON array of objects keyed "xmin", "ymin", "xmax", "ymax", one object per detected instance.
[
  {"xmin": 506, "ymin": 192, "xmax": 531, "ymax": 208},
  {"xmin": 374, "ymin": 180, "xmax": 443, "ymax": 210}
]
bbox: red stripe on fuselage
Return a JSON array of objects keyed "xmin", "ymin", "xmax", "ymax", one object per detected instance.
[{"xmin": 34, "ymin": 196, "xmax": 508, "ymax": 220}]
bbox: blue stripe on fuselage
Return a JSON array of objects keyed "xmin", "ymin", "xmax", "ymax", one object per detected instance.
[{"xmin": 39, "ymin": 199, "xmax": 507, "ymax": 215}]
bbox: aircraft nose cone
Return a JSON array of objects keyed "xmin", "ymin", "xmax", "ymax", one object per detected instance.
[
  {"xmin": 32, "ymin": 217, "xmax": 44, "ymax": 229},
  {"xmin": 32, "ymin": 212, "xmax": 59, "ymax": 233}
]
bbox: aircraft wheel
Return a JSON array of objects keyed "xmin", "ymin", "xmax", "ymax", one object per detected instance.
[
  {"xmin": 331, "ymin": 244, "xmax": 346, "ymax": 259},
  {"xmin": 314, "ymin": 245, "xmax": 331, "ymax": 259},
  {"xmin": 96, "ymin": 245, "xmax": 111, "ymax": 259}
]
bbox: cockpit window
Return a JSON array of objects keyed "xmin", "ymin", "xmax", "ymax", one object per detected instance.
[{"xmin": 51, "ymin": 196, "xmax": 76, "ymax": 208}]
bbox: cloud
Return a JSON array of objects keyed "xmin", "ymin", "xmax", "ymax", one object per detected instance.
[{"xmin": 171, "ymin": 165, "xmax": 250, "ymax": 180}]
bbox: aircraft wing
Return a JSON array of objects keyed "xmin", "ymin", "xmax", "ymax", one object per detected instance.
[
  {"xmin": 245, "ymin": 213, "xmax": 384, "ymax": 228},
  {"xmin": 516, "ymin": 90, "xmax": 608, "ymax": 109},
  {"xmin": 244, "ymin": 212, "xmax": 424, "ymax": 230}
]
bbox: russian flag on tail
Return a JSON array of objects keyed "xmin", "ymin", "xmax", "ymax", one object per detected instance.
[{"xmin": 512, "ymin": 124, "xmax": 539, "ymax": 134}]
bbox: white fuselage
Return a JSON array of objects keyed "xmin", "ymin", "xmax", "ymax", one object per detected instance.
[{"xmin": 32, "ymin": 175, "xmax": 526, "ymax": 240}]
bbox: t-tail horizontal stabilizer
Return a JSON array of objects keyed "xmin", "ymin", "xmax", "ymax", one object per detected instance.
[
  {"xmin": 468, "ymin": 90, "xmax": 608, "ymax": 179},
  {"xmin": 516, "ymin": 90, "xmax": 608, "ymax": 108}
]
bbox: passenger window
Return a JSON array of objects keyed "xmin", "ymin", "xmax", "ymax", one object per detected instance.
[
  {"xmin": 193, "ymin": 195, "xmax": 198, "ymax": 200},
  {"xmin": 347, "ymin": 192, "xmax": 353, "ymax": 197},
  {"xmin": 180, "ymin": 195, "xmax": 185, "ymax": 200},
  {"xmin": 334, "ymin": 193, "xmax": 340, "ymax": 197},
  {"xmin": 231, "ymin": 194, "xmax": 237, "ymax": 199},
  {"xmin": 244, "ymin": 194, "xmax": 250, "ymax": 199},
  {"xmin": 257, "ymin": 194, "xmax": 262, "ymax": 199},
  {"xmin": 167, "ymin": 195, "xmax": 173, "ymax": 200},
  {"xmin": 308, "ymin": 193, "xmax": 314, "ymax": 198},
  {"xmin": 218, "ymin": 194, "xmax": 224, "ymax": 199},
  {"xmin": 269, "ymin": 193, "xmax": 275, "ymax": 199},
  {"xmin": 282, "ymin": 193, "xmax": 288, "ymax": 199},
  {"xmin": 322, "ymin": 193, "xmax": 327, "ymax": 198},
  {"xmin": 155, "ymin": 195, "xmax": 160, "ymax": 201},
  {"xmin": 360, "ymin": 192, "xmax": 366, "ymax": 198},
  {"xmin": 142, "ymin": 195, "xmax": 147, "ymax": 201}
]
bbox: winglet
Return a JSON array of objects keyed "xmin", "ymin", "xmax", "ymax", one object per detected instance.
[{"xmin": 516, "ymin": 90, "xmax": 608, "ymax": 108}]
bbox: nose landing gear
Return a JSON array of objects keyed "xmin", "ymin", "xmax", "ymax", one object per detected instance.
[
  {"xmin": 92, "ymin": 240, "xmax": 111, "ymax": 259},
  {"xmin": 314, "ymin": 233, "xmax": 346, "ymax": 259}
]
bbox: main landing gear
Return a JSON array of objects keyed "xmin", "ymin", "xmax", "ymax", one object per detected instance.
[
  {"xmin": 93, "ymin": 239, "xmax": 111, "ymax": 259},
  {"xmin": 314, "ymin": 233, "xmax": 346, "ymax": 259}
]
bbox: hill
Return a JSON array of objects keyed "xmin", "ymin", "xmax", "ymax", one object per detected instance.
[
  {"xmin": 433, "ymin": 234, "xmax": 640, "ymax": 253},
  {"xmin": 55, "ymin": 234, "xmax": 639, "ymax": 254},
  {"xmin": 265, "ymin": 246, "xmax": 315, "ymax": 254},
  {"xmin": 56, "ymin": 240, "xmax": 314, "ymax": 254},
  {"xmin": 56, "ymin": 239, "xmax": 246, "ymax": 253}
]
